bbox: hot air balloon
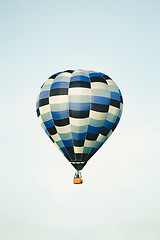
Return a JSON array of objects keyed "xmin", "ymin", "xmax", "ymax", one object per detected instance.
[{"xmin": 36, "ymin": 69, "xmax": 123, "ymax": 184}]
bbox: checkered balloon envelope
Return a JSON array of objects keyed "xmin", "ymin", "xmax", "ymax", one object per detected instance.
[{"xmin": 36, "ymin": 69, "xmax": 123, "ymax": 171}]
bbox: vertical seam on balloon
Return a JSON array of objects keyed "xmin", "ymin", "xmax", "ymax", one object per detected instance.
[
  {"xmin": 79, "ymin": 70, "xmax": 92, "ymax": 163},
  {"xmin": 67, "ymin": 71, "xmax": 76, "ymax": 161},
  {"xmin": 82, "ymin": 73, "xmax": 109, "ymax": 162},
  {"xmin": 93, "ymin": 82, "xmax": 123, "ymax": 154},
  {"xmin": 98, "ymin": 103, "xmax": 123, "ymax": 150},
  {"xmin": 48, "ymin": 73, "xmax": 72, "ymax": 161}
]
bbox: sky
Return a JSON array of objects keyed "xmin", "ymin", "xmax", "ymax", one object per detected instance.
[{"xmin": 0, "ymin": 0, "xmax": 160, "ymax": 239}]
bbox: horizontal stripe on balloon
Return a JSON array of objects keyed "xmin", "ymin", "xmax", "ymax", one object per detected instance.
[
  {"xmin": 36, "ymin": 108, "xmax": 40, "ymax": 117},
  {"xmin": 86, "ymin": 132, "xmax": 98, "ymax": 140},
  {"xmin": 90, "ymin": 76, "xmax": 107, "ymax": 84},
  {"xmin": 36, "ymin": 102, "xmax": 39, "ymax": 110},
  {"xmin": 110, "ymin": 91, "xmax": 120, "ymax": 101},
  {"xmin": 49, "ymin": 95, "xmax": 68, "ymax": 104},
  {"xmin": 84, "ymin": 139, "xmax": 95, "ymax": 148},
  {"xmin": 50, "ymin": 103, "xmax": 68, "ymax": 111},
  {"xmin": 74, "ymin": 147, "xmax": 83, "ymax": 154},
  {"xmin": 40, "ymin": 112, "xmax": 52, "ymax": 122},
  {"xmin": 91, "ymin": 96, "xmax": 110, "ymax": 105},
  {"xmin": 54, "ymin": 118, "xmax": 69, "ymax": 126},
  {"xmin": 83, "ymin": 147, "xmax": 91, "ymax": 153},
  {"xmin": 44, "ymin": 119, "xmax": 54, "ymax": 129},
  {"xmin": 104, "ymin": 120, "xmax": 114, "ymax": 129},
  {"xmin": 69, "ymin": 102, "xmax": 90, "ymax": 111},
  {"xmin": 65, "ymin": 147, "xmax": 74, "ymax": 157},
  {"xmin": 70, "ymin": 125, "xmax": 88, "ymax": 133},
  {"xmin": 45, "ymin": 129, "xmax": 50, "ymax": 137},
  {"xmin": 39, "ymin": 98, "xmax": 49, "ymax": 107},
  {"xmin": 53, "ymin": 74, "xmax": 70, "ymax": 82},
  {"xmin": 39, "ymin": 91, "xmax": 50, "ymax": 99},
  {"xmin": 69, "ymin": 95, "xmax": 90, "ymax": 103},
  {"xmin": 92, "ymin": 141, "xmax": 102, "ymax": 149},
  {"xmin": 50, "ymin": 88, "xmax": 68, "ymax": 96},
  {"xmin": 103, "ymin": 74, "xmax": 111, "ymax": 80},
  {"xmin": 72, "ymin": 132, "xmax": 86, "ymax": 140},
  {"xmin": 89, "ymin": 72, "xmax": 104, "ymax": 78},
  {"xmin": 69, "ymin": 117, "xmax": 89, "ymax": 126},
  {"xmin": 87, "ymin": 125, "xmax": 102, "ymax": 134},
  {"xmin": 51, "ymin": 110, "xmax": 69, "ymax": 119},
  {"xmin": 91, "ymin": 88, "xmax": 110, "ymax": 98},
  {"xmin": 70, "ymin": 75, "xmax": 90, "ymax": 82},
  {"xmin": 110, "ymin": 99, "xmax": 120, "ymax": 108},
  {"xmin": 91, "ymin": 103, "xmax": 109, "ymax": 112},
  {"xmin": 60, "ymin": 147, "xmax": 68, "ymax": 155},
  {"xmin": 101, "ymin": 127, "xmax": 110, "ymax": 136},
  {"xmin": 115, "ymin": 116, "xmax": 120, "ymax": 125},
  {"xmin": 89, "ymin": 147, "xmax": 98, "ymax": 155},
  {"xmin": 88, "ymin": 118, "xmax": 104, "ymax": 127},
  {"xmin": 56, "ymin": 140, "xmax": 64, "ymax": 148},
  {"xmin": 73, "ymin": 139, "xmax": 85, "ymax": 147},
  {"xmin": 69, "ymin": 110, "xmax": 89, "ymax": 118},
  {"xmin": 69, "ymin": 81, "xmax": 90, "ymax": 88},
  {"xmin": 47, "ymin": 126, "xmax": 57, "ymax": 135},
  {"xmin": 59, "ymin": 132, "xmax": 72, "ymax": 140},
  {"xmin": 51, "ymin": 82, "xmax": 69, "ymax": 89},
  {"xmin": 62, "ymin": 139, "xmax": 73, "ymax": 147}
]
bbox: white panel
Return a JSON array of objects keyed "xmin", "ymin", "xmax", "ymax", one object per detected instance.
[
  {"xmin": 108, "ymin": 106, "xmax": 119, "ymax": 116},
  {"xmin": 69, "ymin": 117, "xmax": 89, "ymax": 126},
  {"xmin": 39, "ymin": 104, "xmax": 51, "ymax": 115},
  {"xmin": 69, "ymin": 88, "xmax": 91, "ymax": 96},
  {"xmin": 90, "ymin": 110, "xmax": 106, "ymax": 121},
  {"xmin": 91, "ymin": 82, "xmax": 108, "ymax": 89},
  {"xmin": 56, "ymin": 125, "xmax": 71, "ymax": 133},
  {"xmin": 49, "ymin": 96, "xmax": 68, "ymax": 104},
  {"xmin": 51, "ymin": 133, "xmax": 61, "ymax": 142},
  {"xmin": 74, "ymin": 147, "xmax": 83, "ymax": 153},
  {"xmin": 97, "ymin": 134, "xmax": 106, "ymax": 143},
  {"xmin": 84, "ymin": 140, "xmax": 94, "ymax": 147},
  {"xmin": 45, "ymin": 79, "xmax": 54, "ymax": 84}
]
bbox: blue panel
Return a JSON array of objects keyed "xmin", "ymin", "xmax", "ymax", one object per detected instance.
[
  {"xmin": 56, "ymin": 72, "xmax": 62, "ymax": 75},
  {"xmin": 96, "ymin": 72, "xmax": 105, "ymax": 77},
  {"xmin": 72, "ymin": 132, "xmax": 86, "ymax": 140},
  {"xmin": 39, "ymin": 91, "xmax": 50, "ymax": 99},
  {"xmin": 51, "ymin": 110, "xmax": 69, "ymax": 119},
  {"xmin": 36, "ymin": 102, "xmax": 39, "ymax": 110},
  {"xmin": 104, "ymin": 120, "xmax": 114, "ymax": 129},
  {"xmin": 70, "ymin": 75, "xmax": 90, "ymax": 82},
  {"xmin": 69, "ymin": 102, "xmax": 90, "ymax": 111},
  {"xmin": 51, "ymin": 81, "xmax": 69, "ymax": 89},
  {"xmin": 44, "ymin": 119, "xmax": 54, "ymax": 129},
  {"xmin": 87, "ymin": 125, "xmax": 101, "ymax": 134},
  {"xmin": 89, "ymin": 72, "xmax": 102, "ymax": 77},
  {"xmin": 90, "ymin": 148, "xmax": 97, "ymax": 155},
  {"xmin": 62, "ymin": 139, "xmax": 73, "ymax": 147},
  {"xmin": 115, "ymin": 116, "xmax": 120, "ymax": 125},
  {"xmin": 60, "ymin": 147, "xmax": 68, "ymax": 155},
  {"xmin": 45, "ymin": 128, "xmax": 50, "ymax": 137},
  {"xmin": 110, "ymin": 92, "xmax": 120, "ymax": 101},
  {"xmin": 91, "ymin": 96, "xmax": 110, "ymax": 105}
]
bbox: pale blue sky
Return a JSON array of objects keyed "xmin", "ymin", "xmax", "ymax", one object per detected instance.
[{"xmin": 0, "ymin": 1, "xmax": 160, "ymax": 240}]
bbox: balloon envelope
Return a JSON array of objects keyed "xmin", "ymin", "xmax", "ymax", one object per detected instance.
[{"xmin": 36, "ymin": 70, "xmax": 123, "ymax": 170}]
